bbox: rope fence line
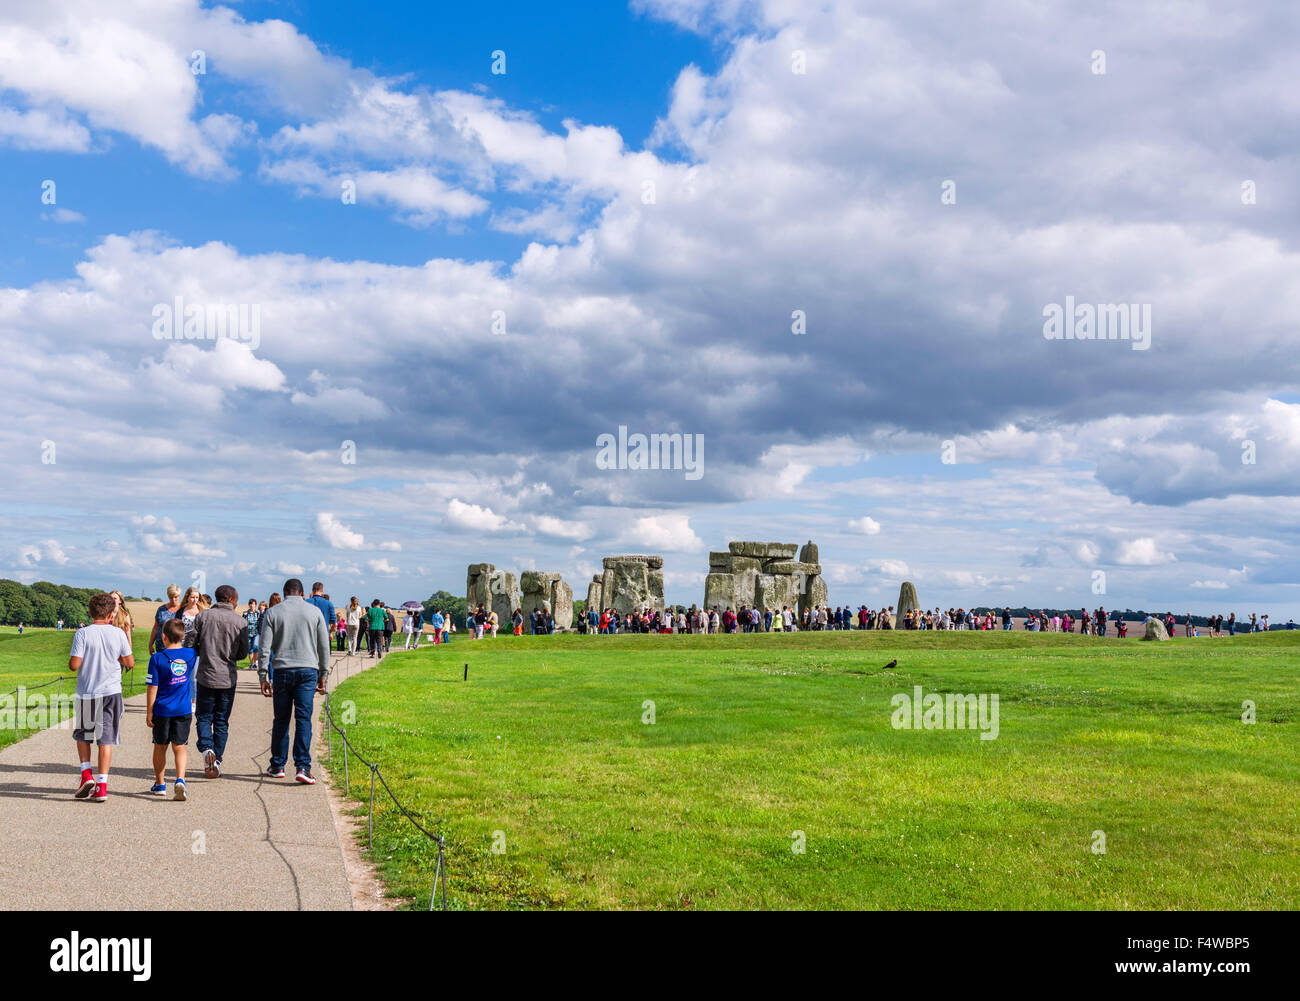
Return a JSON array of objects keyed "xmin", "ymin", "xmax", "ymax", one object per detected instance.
[
  {"xmin": 3, "ymin": 665, "xmax": 137, "ymax": 707},
  {"xmin": 320, "ymin": 649, "xmax": 449, "ymax": 911}
]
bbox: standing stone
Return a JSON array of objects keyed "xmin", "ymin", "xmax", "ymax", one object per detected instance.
[
  {"xmin": 1141, "ymin": 618, "xmax": 1170, "ymax": 641},
  {"xmin": 732, "ymin": 566, "xmax": 759, "ymax": 610},
  {"xmin": 520, "ymin": 571, "xmax": 558, "ymax": 626},
  {"xmin": 466, "ymin": 563, "xmax": 495, "ymax": 609},
  {"xmin": 586, "ymin": 577, "xmax": 603, "ymax": 613},
  {"xmin": 754, "ymin": 573, "xmax": 780, "ymax": 610},
  {"xmin": 897, "ymin": 581, "xmax": 919, "ymax": 619},
  {"xmin": 551, "ymin": 580, "xmax": 574, "ymax": 631},
  {"xmin": 798, "ymin": 574, "xmax": 828, "ymax": 619},
  {"xmin": 704, "ymin": 572, "xmax": 734, "ymax": 611},
  {"xmin": 774, "ymin": 573, "xmax": 802, "ymax": 613},
  {"xmin": 799, "ymin": 541, "xmax": 818, "ymax": 564},
  {"xmin": 600, "ymin": 555, "xmax": 665, "ymax": 614},
  {"xmin": 488, "ymin": 571, "xmax": 519, "ymax": 624}
]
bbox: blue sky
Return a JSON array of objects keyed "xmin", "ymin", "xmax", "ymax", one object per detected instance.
[
  {"xmin": 0, "ymin": 1, "xmax": 718, "ymax": 286},
  {"xmin": 0, "ymin": 0, "xmax": 1297, "ymax": 618}
]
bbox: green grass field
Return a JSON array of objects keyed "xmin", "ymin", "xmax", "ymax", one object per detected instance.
[
  {"xmin": 0, "ymin": 627, "xmax": 151, "ymax": 749},
  {"xmin": 325, "ymin": 630, "xmax": 1300, "ymax": 910}
]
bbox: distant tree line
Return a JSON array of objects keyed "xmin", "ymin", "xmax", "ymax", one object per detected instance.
[{"xmin": 0, "ymin": 579, "xmax": 120, "ymax": 627}]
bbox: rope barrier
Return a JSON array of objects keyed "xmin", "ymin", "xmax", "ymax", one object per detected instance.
[
  {"xmin": 320, "ymin": 650, "xmax": 450, "ymax": 911},
  {"xmin": 2, "ymin": 665, "xmax": 135, "ymax": 703}
]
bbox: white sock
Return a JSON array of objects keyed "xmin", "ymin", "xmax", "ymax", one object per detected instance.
[
  {"xmin": 80, "ymin": 761, "xmax": 92, "ymax": 772},
  {"xmin": 95, "ymin": 774, "xmax": 107, "ymax": 783}
]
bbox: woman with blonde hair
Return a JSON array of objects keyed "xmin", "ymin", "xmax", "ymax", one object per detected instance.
[
  {"xmin": 148, "ymin": 584, "xmax": 183, "ymax": 654},
  {"xmin": 108, "ymin": 590, "xmax": 134, "ymax": 645},
  {"xmin": 176, "ymin": 586, "xmax": 203, "ymax": 647}
]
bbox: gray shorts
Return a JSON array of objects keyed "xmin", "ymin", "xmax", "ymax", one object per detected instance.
[{"xmin": 72, "ymin": 693, "xmax": 124, "ymax": 746}]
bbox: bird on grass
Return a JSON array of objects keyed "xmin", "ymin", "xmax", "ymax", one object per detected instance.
[{"xmin": 883, "ymin": 659, "xmax": 897, "ymax": 670}]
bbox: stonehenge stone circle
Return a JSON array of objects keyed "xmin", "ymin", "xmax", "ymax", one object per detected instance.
[
  {"xmin": 705, "ymin": 541, "xmax": 827, "ymax": 616},
  {"xmin": 468, "ymin": 564, "xmax": 570, "ymax": 629},
  {"xmin": 591, "ymin": 555, "xmax": 666, "ymax": 615},
  {"xmin": 897, "ymin": 581, "xmax": 919, "ymax": 619}
]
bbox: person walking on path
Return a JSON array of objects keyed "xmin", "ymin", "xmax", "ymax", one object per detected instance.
[
  {"xmin": 403, "ymin": 608, "xmax": 419, "ymax": 649},
  {"xmin": 345, "ymin": 597, "xmax": 361, "ymax": 654},
  {"xmin": 366, "ymin": 600, "xmax": 386, "ymax": 657},
  {"xmin": 306, "ymin": 582, "xmax": 335, "ymax": 631},
  {"xmin": 191, "ymin": 584, "xmax": 249, "ymax": 779},
  {"xmin": 148, "ymin": 584, "xmax": 182, "ymax": 654},
  {"xmin": 258, "ymin": 578, "xmax": 331, "ymax": 784},
  {"xmin": 68, "ymin": 592, "xmax": 135, "ymax": 802},
  {"xmin": 145, "ymin": 617, "xmax": 197, "ymax": 801},
  {"xmin": 243, "ymin": 599, "xmax": 261, "ymax": 674}
]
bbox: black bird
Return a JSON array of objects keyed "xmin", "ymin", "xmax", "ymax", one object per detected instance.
[{"xmin": 883, "ymin": 659, "xmax": 897, "ymax": 670}]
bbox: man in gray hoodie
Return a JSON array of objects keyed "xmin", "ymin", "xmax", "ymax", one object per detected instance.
[
  {"xmin": 192, "ymin": 584, "xmax": 250, "ymax": 779},
  {"xmin": 258, "ymin": 578, "xmax": 331, "ymax": 784}
]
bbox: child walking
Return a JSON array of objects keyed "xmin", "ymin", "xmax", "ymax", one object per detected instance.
[
  {"xmin": 69, "ymin": 593, "xmax": 135, "ymax": 802},
  {"xmin": 145, "ymin": 618, "xmax": 198, "ymax": 800}
]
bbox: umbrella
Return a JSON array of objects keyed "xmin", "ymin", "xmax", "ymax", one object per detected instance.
[{"xmin": 401, "ymin": 601, "xmax": 423, "ymax": 611}]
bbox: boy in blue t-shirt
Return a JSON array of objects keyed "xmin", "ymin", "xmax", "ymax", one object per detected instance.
[{"xmin": 145, "ymin": 618, "xmax": 198, "ymax": 801}]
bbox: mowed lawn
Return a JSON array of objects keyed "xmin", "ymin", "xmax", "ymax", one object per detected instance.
[
  {"xmin": 0, "ymin": 627, "xmax": 152, "ymax": 750},
  {"xmin": 326, "ymin": 630, "xmax": 1300, "ymax": 910}
]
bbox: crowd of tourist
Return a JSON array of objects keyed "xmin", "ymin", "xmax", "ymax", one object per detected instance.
[{"xmin": 551, "ymin": 603, "xmax": 1293, "ymax": 636}]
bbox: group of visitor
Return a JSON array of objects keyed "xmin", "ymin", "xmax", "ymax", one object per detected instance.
[{"xmin": 64, "ymin": 578, "xmax": 379, "ymax": 805}]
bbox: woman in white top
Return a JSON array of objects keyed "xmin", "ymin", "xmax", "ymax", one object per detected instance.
[{"xmin": 346, "ymin": 598, "xmax": 362, "ymax": 653}]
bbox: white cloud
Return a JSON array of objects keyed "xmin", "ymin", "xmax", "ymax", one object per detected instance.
[
  {"xmin": 620, "ymin": 514, "xmax": 703, "ymax": 552},
  {"xmin": 290, "ymin": 381, "xmax": 389, "ymax": 423},
  {"xmin": 315, "ymin": 512, "xmax": 401, "ymax": 552},
  {"xmin": 532, "ymin": 515, "xmax": 594, "ymax": 540},
  {"xmin": 875, "ymin": 559, "xmax": 910, "ymax": 579},
  {"xmin": 1113, "ymin": 538, "xmax": 1176, "ymax": 567},
  {"xmin": 367, "ymin": 558, "xmax": 399, "ymax": 576},
  {"xmin": 446, "ymin": 499, "xmax": 524, "ymax": 533},
  {"xmin": 44, "ymin": 207, "xmax": 86, "ymax": 224},
  {"xmin": 848, "ymin": 516, "xmax": 881, "ymax": 535},
  {"xmin": 130, "ymin": 515, "xmax": 226, "ymax": 559}
]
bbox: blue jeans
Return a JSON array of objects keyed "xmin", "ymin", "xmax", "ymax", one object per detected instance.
[
  {"xmin": 270, "ymin": 668, "xmax": 319, "ymax": 772},
  {"xmin": 195, "ymin": 684, "xmax": 235, "ymax": 761}
]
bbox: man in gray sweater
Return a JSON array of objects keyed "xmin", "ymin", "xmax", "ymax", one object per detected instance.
[
  {"xmin": 259, "ymin": 578, "xmax": 332, "ymax": 784},
  {"xmin": 192, "ymin": 584, "xmax": 250, "ymax": 779}
]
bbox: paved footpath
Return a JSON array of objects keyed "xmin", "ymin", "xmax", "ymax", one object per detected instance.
[{"xmin": 0, "ymin": 648, "xmax": 388, "ymax": 910}]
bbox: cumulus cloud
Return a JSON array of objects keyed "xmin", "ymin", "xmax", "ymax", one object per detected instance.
[
  {"xmin": 130, "ymin": 516, "xmax": 226, "ymax": 560},
  {"xmin": 446, "ymin": 499, "xmax": 524, "ymax": 533},
  {"xmin": 848, "ymin": 516, "xmax": 881, "ymax": 535},
  {"xmin": 1113, "ymin": 538, "xmax": 1177, "ymax": 567},
  {"xmin": 315, "ymin": 513, "xmax": 400, "ymax": 552},
  {"xmin": 620, "ymin": 514, "xmax": 703, "ymax": 552}
]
